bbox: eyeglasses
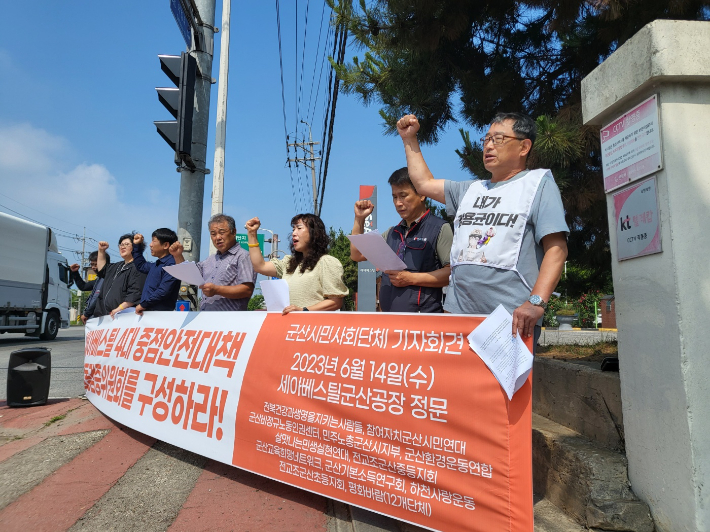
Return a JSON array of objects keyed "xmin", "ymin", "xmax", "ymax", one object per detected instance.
[
  {"xmin": 479, "ymin": 134, "xmax": 523, "ymax": 147},
  {"xmin": 118, "ymin": 242, "xmax": 132, "ymax": 248}
]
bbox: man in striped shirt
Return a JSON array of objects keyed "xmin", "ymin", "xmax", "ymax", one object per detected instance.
[{"xmin": 169, "ymin": 214, "xmax": 256, "ymax": 311}]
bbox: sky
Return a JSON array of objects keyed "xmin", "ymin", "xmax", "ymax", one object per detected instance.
[{"xmin": 0, "ymin": 1, "xmax": 475, "ymax": 269}]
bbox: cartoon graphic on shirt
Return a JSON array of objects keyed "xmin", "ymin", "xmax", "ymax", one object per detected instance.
[
  {"xmin": 458, "ymin": 229, "xmax": 490, "ymax": 263},
  {"xmin": 477, "ymin": 227, "xmax": 496, "ymax": 248}
]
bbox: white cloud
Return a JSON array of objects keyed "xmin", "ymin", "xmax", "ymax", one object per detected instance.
[
  {"xmin": 0, "ymin": 122, "xmax": 176, "ymax": 260},
  {"xmin": 0, "ymin": 122, "xmax": 69, "ymax": 174}
]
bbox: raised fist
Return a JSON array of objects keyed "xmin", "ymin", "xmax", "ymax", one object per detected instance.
[
  {"xmin": 396, "ymin": 114, "xmax": 420, "ymax": 139},
  {"xmin": 245, "ymin": 217, "xmax": 261, "ymax": 235},
  {"xmin": 133, "ymin": 233, "xmax": 144, "ymax": 245},
  {"xmin": 354, "ymin": 200, "xmax": 374, "ymax": 220},
  {"xmin": 98, "ymin": 241, "xmax": 109, "ymax": 252},
  {"xmin": 70, "ymin": 263, "xmax": 80, "ymax": 272},
  {"xmin": 169, "ymin": 241, "xmax": 184, "ymax": 257}
]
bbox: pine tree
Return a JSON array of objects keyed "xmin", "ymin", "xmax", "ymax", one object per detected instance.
[{"xmin": 329, "ymin": 0, "xmax": 709, "ymax": 291}]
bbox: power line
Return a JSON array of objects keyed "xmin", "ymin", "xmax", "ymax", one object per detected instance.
[
  {"xmin": 295, "ymin": 0, "xmax": 299, "ymax": 146},
  {"xmin": 308, "ymin": 20, "xmax": 333, "ymax": 125},
  {"xmin": 276, "ymin": 0, "xmax": 299, "ymax": 213},
  {"xmin": 305, "ymin": 0, "xmax": 329, "ymax": 123},
  {"xmin": 0, "ymin": 203, "xmax": 96, "ymax": 242},
  {"xmin": 297, "ymin": 0, "xmax": 311, "ymax": 130},
  {"xmin": 316, "ymin": 17, "xmax": 348, "ymax": 216},
  {"xmin": 276, "ymin": 0, "xmax": 341, "ymax": 216},
  {"xmin": 0, "ymin": 192, "xmax": 102, "ymax": 238}
]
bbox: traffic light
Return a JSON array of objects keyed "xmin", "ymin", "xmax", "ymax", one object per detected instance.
[{"xmin": 155, "ymin": 52, "xmax": 198, "ymax": 169}]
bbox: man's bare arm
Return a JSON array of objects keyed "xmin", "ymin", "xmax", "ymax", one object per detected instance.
[
  {"xmin": 350, "ymin": 200, "xmax": 373, "ymax": 262},
  {"xmin": 397, "ymin": 115, "xmax": 446, "ymax": 204},
  {"xmin": 384, "ymin": 265, "xmax": 451, "ymax": 288},
  {"xmin": 512, "ymin": 232, "xmax": 568, "ymax": 338}
]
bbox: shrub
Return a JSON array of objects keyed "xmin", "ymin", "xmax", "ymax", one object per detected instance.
[
  {"xmin": 543, "ymin": 290, "xmax": 604, "ymax": 328},
  {"xmin": 248, "ymin": 294, "xmax": 265, "ymax": 311}
]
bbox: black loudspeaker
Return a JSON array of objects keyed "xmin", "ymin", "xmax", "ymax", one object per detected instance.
[{"xmin": 7, "ymin": 347, "xmax": 52, "ymax": 407}]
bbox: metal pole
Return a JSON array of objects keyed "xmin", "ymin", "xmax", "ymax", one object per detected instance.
[
  {"xmin": 177, "ymin": 0, "xmax": 216, "ymax": 264},
  {"xmin": 209, "ymin": 0, "xmax": 231, "ymax": 255},
  {"xmin": 80, "ymin": 226, "xmax": 86, "ymax": 316},
  {"xmin": 302, "ymin": 120, "xmax": 318, "ymax": 214}
]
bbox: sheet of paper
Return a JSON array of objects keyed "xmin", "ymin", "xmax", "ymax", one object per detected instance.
[
  {"xmin": 467, "ymin": 304, "xmax": 534, "ymax": 400},
  {"xmin": 260, "ymin": 279, "xmax": 290, "ymax": 311},
  {"xmin": 347, "ymin": 231, "xmax": 407, "ymax": 271},
  {"xmin": 111, "ymin": 307, "xmax": 138, "ymax": 321},
  {"xmin": 163, "ymin": 261, "xmax": 205, "ymax": 286}
]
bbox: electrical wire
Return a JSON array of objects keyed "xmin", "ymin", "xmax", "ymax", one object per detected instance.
[
  {"xmin": 0, "ymin": 192, "xmax": 102, "ymax": 238},
  {"xmin": 297, "ymin": 0, "xmax": 311, "ymax": 130},
  {"xmin": 308, "ymin": 22, "xmax": 333, "ymax": 125},
  {"xmin": 0, "ymin": 203, "xmax": 97, "ymax": 243},
  {"xmin": 276, "ymin": 0, "xmax": 299, "ymax": 213},
  {"xmin": 295, "ymin": 0, "xmax": 299, "ymax": 146},
  {"xmin": 305, "ymin": 0, "xmax": 328, "ymax": 124},
  {"xmin": 316, "ymin": 17, "xmax": 348, "ymax": 217}
]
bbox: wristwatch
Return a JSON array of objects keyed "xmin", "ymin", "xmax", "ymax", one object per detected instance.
[
  {"xmin": 302, "ymin": 307, "xmax": 309, "ymax": 311},
  {"xmin": 528, "ymin": 295, "xmax": 547, "ymax": 309}
]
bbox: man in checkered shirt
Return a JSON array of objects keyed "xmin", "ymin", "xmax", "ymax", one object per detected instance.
[{"xmin": 169, "ymin": 214, "xmax": 257, "ymax": 311}]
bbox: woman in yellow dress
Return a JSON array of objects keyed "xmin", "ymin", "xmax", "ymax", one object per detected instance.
[{"xmin": 245, "ymin": 213, "xmax": 348, "ymax": 314}]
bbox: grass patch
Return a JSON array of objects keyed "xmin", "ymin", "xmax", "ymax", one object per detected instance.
[
  {"xmin": 536, "ymin": 341, "xmax": 618, "ymax": 363},
  {"xmin": 44, "ymin": 414, "xmax": 67, "ymax": 427}
]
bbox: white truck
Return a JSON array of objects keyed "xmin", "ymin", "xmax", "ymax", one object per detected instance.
[{"xmin": 0, "ymin": 211, "xmax": 72, "ymax": 340}]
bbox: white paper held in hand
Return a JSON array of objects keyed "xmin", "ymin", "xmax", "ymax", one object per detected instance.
[
  {"xmin": 260, "ymin": 279, "xmax": 290, "ymax": 311},
  {"xmin": 346, "ymin": 231, "xmax": 407, "ymax": 271},
  {"xmin": 467, "ymin": 304, "xmax": 534, "ymax": 400},
  {"xmin": 162, "ymin": 262, "xmax": 206, "ymax": 286}
]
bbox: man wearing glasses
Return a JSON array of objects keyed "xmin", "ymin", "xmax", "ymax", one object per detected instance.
[
  {"xmin": 397, "ymin": 112, "xmax": 568, "ymax": 343},
  {"xmin": 169, "ymin": 214, "xmax": 256, "ymax": 311},
  {"xmin": 350, "ymin": 167, "xmax": 453, "ymax": 312}
]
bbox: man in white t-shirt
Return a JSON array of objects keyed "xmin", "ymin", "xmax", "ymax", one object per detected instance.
[{"xmin": 397, "ymin": 112, "xmax": 569, "ymax": 342}]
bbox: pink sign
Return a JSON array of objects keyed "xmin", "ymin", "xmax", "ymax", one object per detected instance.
[{"xmin": 601, "ymin": 95, "xmax": 662, "ymax": 193}]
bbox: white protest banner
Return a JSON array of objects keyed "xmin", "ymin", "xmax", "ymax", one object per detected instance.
[{"xmin": 85, "ymin": 312, "xmax": 534, "ymax": 532}]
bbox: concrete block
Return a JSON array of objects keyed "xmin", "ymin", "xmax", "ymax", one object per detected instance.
[
  {"xmin": 533, "ymin": 357, "xmax": 624, "ymax": 450},
  {"xmin": 582, "ymin": 19, "xmax": 710, "ymax": 126},
  {"xmin": 538, "ymin": 329, "xmax": 617, "ymax": 346},
  {"xmin": 533, "ymin": 414, "xmax": 654, "ymax": 532}
]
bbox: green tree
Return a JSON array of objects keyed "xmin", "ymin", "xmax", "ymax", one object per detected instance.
[
  {"xmin": 328, "ymin": 227, "xmax": 358, "ymax": 310},
  {"xmin": 330, "ymin": 0, "xmax": 709, "ymax": 284},
  {"xmin": 248, "ymin": 294, "xmax": 265, "ymax": 311}
]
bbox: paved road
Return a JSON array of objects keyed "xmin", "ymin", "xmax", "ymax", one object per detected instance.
[{"xmin": 0, "ymin": 326, "xmax": 85, "ymax": 400}]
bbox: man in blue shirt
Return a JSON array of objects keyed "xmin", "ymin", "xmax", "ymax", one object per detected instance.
[{"xmin": 131, "ymin": 228, "xmax": 181, "ymax": 314}]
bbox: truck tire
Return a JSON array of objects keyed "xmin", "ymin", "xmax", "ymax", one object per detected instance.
[{"xmin": 40, "ymin": 311, "xmax": 60, "ymax": 340}]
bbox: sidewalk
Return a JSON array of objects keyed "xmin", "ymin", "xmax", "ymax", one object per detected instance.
[
  {"xmin": 0, "ymin": 399, "xmax": 581, "ymax": 532},
  {"xmin": 0, "ymin": 398, "xmax": 416, "ymax": 532}
]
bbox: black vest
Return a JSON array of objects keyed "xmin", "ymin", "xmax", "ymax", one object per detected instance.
[{"xmin": 380, "ymin": 210, "xmax": 447, "ymax": 313}]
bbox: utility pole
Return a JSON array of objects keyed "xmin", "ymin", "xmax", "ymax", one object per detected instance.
[
  {"xmin": 79, "ymin": 226, "xmax": 86, "ymax": 316},
  {"xmin": 81, "ymin": 227, "xmax": 86, "ymax": 277},
  {"xmin": 177, "ymin": 0, "xmax": 216, "ymax": 264},
  {"xmin": 287, "ymin": 120, "xmax": 321, "ymax": 214},
  {"xmin": 260, "ymin": 228, "xmax": 281, "ymax": 261},
  {"xmin": 209, "ymin": 0, "xmax": 231, "ymax": 255}
]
